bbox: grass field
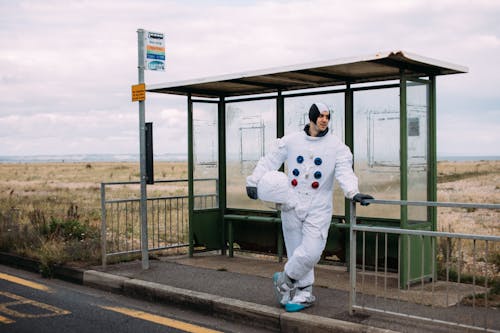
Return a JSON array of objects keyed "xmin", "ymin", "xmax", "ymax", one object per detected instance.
[
  {"xmin": 436, "ymin": 160, "xmax": 499, "ymax": 235},
  {"xmin": 0, "ymin": 160, "xmax": 498, "ymax": 272}
]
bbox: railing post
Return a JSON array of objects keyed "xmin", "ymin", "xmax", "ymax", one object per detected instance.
[
  {"xmin": 349, "ymin": 199, "xmax": 357, "ymax": 315},
  {"xmin": 100, "ymin": 183, "xmax": 107, "ymax": 268}
]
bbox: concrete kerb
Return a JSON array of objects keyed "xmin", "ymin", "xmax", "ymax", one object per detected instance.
[
  {"xmin": 82, "ymin": 270, "xmax": 398, "ymax": 333},
  {"xmin": 281, "ymin": 312, "xmax": 397, "ymax": 333},
  {"xmin": 212, "ymin": 297, "xmax": 281, "ymax": 331},
  {"xmin": 83, "ymin": 270, "xmax": 127, "ymax": 292},
  {"xmin": 124, "ymin": 279, "xmax": 216, "ymax": 314}
]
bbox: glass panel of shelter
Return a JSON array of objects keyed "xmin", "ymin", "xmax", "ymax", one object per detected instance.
[
  {"xmin": 225, "ymin": 99, "xmax": 276, "ymax": 211},
  {"xmin": 193, "ymin": 102, "xmax": 219, "ymax": 210},
  {"xmin": 407, "ymin": 80, "xmax": 429, "ymax": 223},
  {"xmin": 354, "ymin": 87, "xmax": 401, "ymax": 219}
]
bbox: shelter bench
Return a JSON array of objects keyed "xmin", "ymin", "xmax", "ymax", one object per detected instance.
[{"xmin": 224, "ymin": 214, "xmax": 349, "ymax": 262}]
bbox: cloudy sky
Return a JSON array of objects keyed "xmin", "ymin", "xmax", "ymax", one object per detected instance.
[{"xmin": 0, "ymin": 0, "xmax": 499, "ymax": 158}]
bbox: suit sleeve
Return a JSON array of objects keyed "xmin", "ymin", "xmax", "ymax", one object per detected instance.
[
  {"xmin": 334, "ymin": 143, "xmax": 359, "ymax": 199},
  {"xmin": 246, "ymin": 138, "xmax": 288, "ymax": 187}
]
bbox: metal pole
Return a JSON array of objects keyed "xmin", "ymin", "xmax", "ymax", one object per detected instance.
[
  {"xmin": 276, "ymin": 91, "xmax": 284, "ymax": 138},
  {"xmin": 349, "ymin": 200, "xmax": 357, "ymax": 315},
  {"xmin": 399, "ymin": 71, "xmax": 408, "ymax": 228},
  {"xmin": 276, "ymin": 92, "xmax": 284, "ymax": 262},
  {"xmin": 218, "ymin": 97, "xmax": 227, "ymax": 255},
  {"xmin": 399, "ymin": 70, "xmax": 407, "ymax": 287},
  {"xmin": 429, "ymin": 76, "xmax": 438, "ymax": 283},
  {"xmin": 187, "ymin": 94, "xmax": 194, "ymax": 257},
  {"xmin": 345, "ymin": 83, "xmax": 354, "ymax": 265},
  {"xmin": 100, "ymin": 183, "xmax": 107, "ymax": 268},
  {"xmin": 137, "ymin": 28, "xmax": 149, "ymax": 270},
  {"xmin": 429, "ymin": 76, "xmax": 437, "ymax": 229}
]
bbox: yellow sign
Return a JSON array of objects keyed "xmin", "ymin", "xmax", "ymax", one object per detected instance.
[{"xmin": 132, "ymin": 83, "xmax": 146, "ymax": 102}]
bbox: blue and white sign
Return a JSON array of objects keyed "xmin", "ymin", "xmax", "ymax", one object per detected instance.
[{"xmin": 144, "ymin": 31, "xmax": 165, "ymax": 71}]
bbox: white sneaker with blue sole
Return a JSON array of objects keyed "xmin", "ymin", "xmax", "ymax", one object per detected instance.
[{"xmin": 285, "ymin": 285, "xmax": 315, "ymax": 312}]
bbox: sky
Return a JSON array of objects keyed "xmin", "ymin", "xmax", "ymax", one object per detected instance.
[{"xmin": 0, "ymin": 0, "xmax": 499, "ymax": 158}]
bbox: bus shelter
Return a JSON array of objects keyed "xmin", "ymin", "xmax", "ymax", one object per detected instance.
[{"xmin": 147, "ymin": 50, "xmax": 467, "ymax": 286}]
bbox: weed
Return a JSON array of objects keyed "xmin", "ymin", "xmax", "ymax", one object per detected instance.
[{"xmin": 39, "ymin": 238, "xmax": 68, "ymax": 278}]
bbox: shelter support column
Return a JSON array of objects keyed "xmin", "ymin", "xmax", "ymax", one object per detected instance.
[
  {"xmin": 399, "ymin": 71, "xmax": 408, "ymax": 288},
  {"xmin": 276, "ymin": 91, "xmax": 284, "ymax": 260},
  {"xmin": 344, "ymin": 83, "xmax": 354, "ymax": 217},
  {"xmin": 188, "ymin": 94, "xmax": 194, "ymax": 257},
  {"xmin": 277, "ymin": 91, "xmax": 284, "ymax": 138},
  {"xmin": 429, "ymin": 76, "xmax": 438, "ymax": 282},
  {"xmin": 218, "ymin": 97, "xmax": 227, "ymax": 254},
  {"xmin": 429, "ymin": 76, "xmax": 437, "ymax": 230},
  {"xmin": 399, "ymin": 71, "xmax": 408, "ymax": 228},
  {"xmin": 344, "ymin": 83, "xmax": 354, "ymax": 268}
]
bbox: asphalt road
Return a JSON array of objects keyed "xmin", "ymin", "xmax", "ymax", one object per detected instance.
[{"xmin": 0, "ymin": 264, "xmax": 273, "ymax": 333}]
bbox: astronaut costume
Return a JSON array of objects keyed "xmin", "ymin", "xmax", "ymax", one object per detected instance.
[{"xmin": 246, "ymin": 102, "xmax": 367, "ymax": 312}]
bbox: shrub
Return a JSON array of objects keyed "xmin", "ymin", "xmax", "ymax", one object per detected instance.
[{"xmin": 48, "ymin": 218, "xmax": 89, "ymax": 241}]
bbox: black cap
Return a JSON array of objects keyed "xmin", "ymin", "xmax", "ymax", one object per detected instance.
[{"xmin": 308, "ymin": 102, "xmax": 330, "ymax": 124}]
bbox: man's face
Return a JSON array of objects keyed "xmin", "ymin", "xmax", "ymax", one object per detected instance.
[{"xmin": 314, "ymin": 111, "xmax": 330, "ymax": 132}]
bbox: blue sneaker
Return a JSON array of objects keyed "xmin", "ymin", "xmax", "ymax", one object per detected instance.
[{"xmin": 272, "ymin": 272, "xmax": 295, "ymax": 306}]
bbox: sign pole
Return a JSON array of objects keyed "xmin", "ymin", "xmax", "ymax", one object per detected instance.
[{"xmin": 137, "ymin": 28, "xmax": 149, "ymax": 270}]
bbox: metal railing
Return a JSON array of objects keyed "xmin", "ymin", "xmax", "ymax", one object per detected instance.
[
  {"xmin": 349, "ymin": 199, "xmax": 500, "ymax": 332},
  {"xmin": 100, "ymin": 179, "xmax": 217, "ymax": 267}
]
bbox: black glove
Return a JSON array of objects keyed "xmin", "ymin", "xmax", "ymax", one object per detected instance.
[
  {"xmin": 353, "ymin": 193, "xmax": 374, "ymax": 206},
  {"xmin": 246, "ymin": 186, "xmax": 258, "ymax": 200}
]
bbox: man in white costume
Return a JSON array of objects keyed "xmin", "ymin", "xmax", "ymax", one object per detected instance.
[{"xmin": 246, "ymin": 102, "xmax": 373, "ymax": 312}]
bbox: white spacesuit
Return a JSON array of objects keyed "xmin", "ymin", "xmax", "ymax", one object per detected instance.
[{"xmin": 246, "ymin": 102, "xmax": 372, "ymax": 312}]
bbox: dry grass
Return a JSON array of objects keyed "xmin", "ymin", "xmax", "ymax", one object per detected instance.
[
  {"xmin": 434, "ymin": 160, "xmax": 500, "ymax": 284},
  {"xmin": 437, "ymin": 160, "xmax": 500, "ymax": 235},
  {"xmin": 0, "ymin": 161, "xmax": 187, "ymax": 269}
]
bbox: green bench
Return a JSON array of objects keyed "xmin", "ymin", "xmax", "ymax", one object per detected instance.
[{"xmin": 224, "ymin": 214, "xmax": 349, "ymax": 262}]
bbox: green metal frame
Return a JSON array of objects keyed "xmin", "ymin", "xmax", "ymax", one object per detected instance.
[
  {"xmin": 218, "ymin": 97, "xmax": 227, "ymax": 253},
  {"xmin": 188, "ymin": 94, "xmax": 194, "ymax": 257},
  {"xmin": 344, "ymin": 83, "xmax": 354, "ymax": 266},
  {"xmin": 189, "ymin": 97, "xmax": 225, "ymax": 255},
  {"xmin": 398, "ymin": 74, "xmax": 436, "ymax": 287}
]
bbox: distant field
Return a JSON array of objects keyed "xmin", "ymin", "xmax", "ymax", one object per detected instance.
[
  {"xmin": 0, "ymin": 160, "xmax": 498, "ymax": 232},
  {"xmin": 436, "ymin": 160, "xmax": 499, "ymax": 235}
]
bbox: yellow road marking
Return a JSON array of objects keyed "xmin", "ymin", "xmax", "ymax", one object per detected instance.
[
  {"xmin": 0, "ymin": 291, "xmax": 70, "ymax": 318},
  {"xmin": 101, "ymin": 306, "xmax": 223, "ymax": 333},
  {"xmin": 0, "ymin": 272, "xmax": 52, "ymax": 292},
  {"xmin": 0, "ymin": 314, "xmax": 15, "ymax": 324}
]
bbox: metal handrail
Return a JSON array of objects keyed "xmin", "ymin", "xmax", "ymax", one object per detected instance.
[
  {"xmin": 104, "ymin": 194, "xmax": 215, "ymax": 204},
  {"xmin": 353, "ymin": 225, "xmax": 500, "ymax": 241},
  {"xmin": 365, "ymin": 199, "xmax": 499, "ymax": 210},
  {"xmin": 101, "ymin": 178, "xmax": 216, "ymax": 186}
]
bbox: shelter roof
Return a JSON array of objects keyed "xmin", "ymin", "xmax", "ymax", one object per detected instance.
[{"xmin": 147, "ymin": 50, "xmax": 468, "ymax": 98}]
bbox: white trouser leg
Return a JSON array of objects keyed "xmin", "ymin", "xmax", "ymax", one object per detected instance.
[{"xmin": 281, "ymin": 209, "xmax": 327, "ymax": 288}]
